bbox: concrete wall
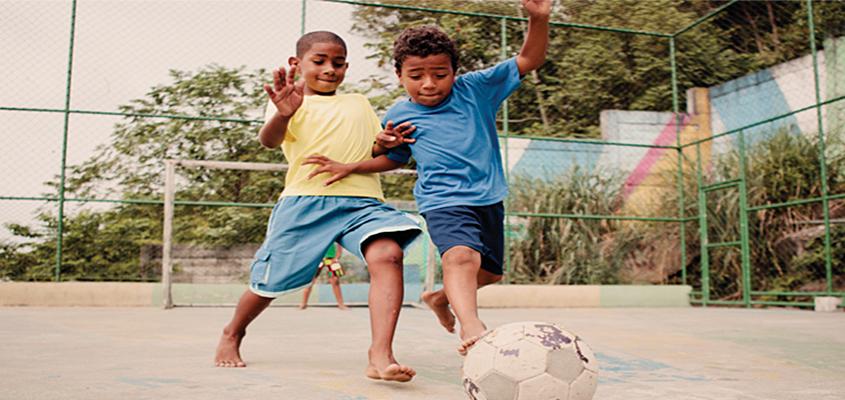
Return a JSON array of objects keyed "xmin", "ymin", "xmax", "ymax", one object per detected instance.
[
  {"xmin": 0, "ymin": 282, "xmax": 692, "ymax": 308},
  {"xmin": 141, "ymin": 244, "xmax": 256, "ymax": 284},
  {"xmin": 0, "ymin": 282, "xmax": 158, "ymax": 306},
  {"xmin": 139, "ymin": 240, "xmax": 430, "ymax": 286},
  {"xmin": 478, "ymin": 284, "xmax": 692, "ymax": 308}
]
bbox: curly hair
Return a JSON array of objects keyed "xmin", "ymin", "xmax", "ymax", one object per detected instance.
[{"xmin": 393, "ymin": 26, "xmax": 459, "ymax": 72}]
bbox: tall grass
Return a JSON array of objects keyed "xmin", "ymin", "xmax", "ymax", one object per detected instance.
[
  {"xmin": 507, "ymin": 168, "xmax": 630, "ymax": 284},
  {"xmin": 503, "ymin": 129, "xmax": 843, "ymax": 298},
  {"xmin": 659, "ymin": 130, "xmax": 845, "ymax": 299}
]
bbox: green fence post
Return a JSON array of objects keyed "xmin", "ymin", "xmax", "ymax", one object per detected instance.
[
  {"xmin": 695, "ymin": 142, "xmax": 710, "ymax": 306},
  {"xmin": 806, "ymin": 0, "xmax": 834, "ymax": 294},
  {"xmin": 56, "ymin": 0, "xmax": 79, "ymax": 281},
  {"xmin": 669, "ymin": 37, "xmax": 687, "ymax": 284},
  {"xmin": 301, "ymin": 0, "xmax": 307, "ymax": 36},
  {"xmin": 500, "ymin": 17, "xmax": 511, "ymax": 283},
  {"xmin": 737, "ymin": 130, "xmax": 752, "ymax": 307}
]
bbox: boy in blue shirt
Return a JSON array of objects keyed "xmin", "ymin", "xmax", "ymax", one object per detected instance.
[{"xmin": 305, "ymin": 0, "xmax": 550, "ymax": 355}]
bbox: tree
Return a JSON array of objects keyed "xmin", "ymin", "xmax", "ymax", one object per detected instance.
[
  {"xmin": 67, "ymin": 65, "xmax": 284, "ymax": 246},
  {"xmin": 351, "ymin": 0, "xmax": 845, "ymax": 137},
  {"xmin": 686, "ymin": 0, "xmax": 845, "ymax": 68},
  {"xmin": 4, "ymin": 66, "xmax": 282, "ymax": 280},
  {"xmin": 351, "ymin": 0, "xmax": 756, "ymax": 137}
]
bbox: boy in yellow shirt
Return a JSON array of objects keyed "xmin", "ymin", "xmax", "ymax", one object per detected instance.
[{"xmin": 213, "ymin": 31, "xmax": 421, "ymax": 382}]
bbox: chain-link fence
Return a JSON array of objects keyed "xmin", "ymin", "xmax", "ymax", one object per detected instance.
[
  {"xmin": 1, "ymin": 0, "xmax": 843, "ymax": 308},
  {"xmin": 674, "ymin": 0, "xmax": 845, "ymax": 307}
]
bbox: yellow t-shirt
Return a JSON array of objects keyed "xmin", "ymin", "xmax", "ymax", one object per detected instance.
[{"xmin": 263, "ymin": 93, "xmax": 385, "ymax": 200}]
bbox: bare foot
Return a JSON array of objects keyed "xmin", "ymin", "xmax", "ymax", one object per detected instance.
[
  {"xmin": 214, "ymin": 329, "xmax": 246, "ymax": 367},
  {"xmin": 338, "ymin": 304, "xmax": 349, "ymax": 310},
  {"xmin": 298, "ymin": 304, "xmax": 307, "ymax": 310},
  {"xmin": 421, "ymin": 290, "xmax": 456, "ymax": 333},
  {"xmin": 365, "ymin": 363, "xmax": 416, "ymax": 382},
  {"xmin": 458, "ymin": 325, "xmax": 489, "ymax": 356}
]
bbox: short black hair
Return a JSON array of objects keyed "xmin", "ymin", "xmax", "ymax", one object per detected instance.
[
  {"xmin": 296, "ymin": 31, "xmax": 347, "ymax": 58},
  {"xmin": 393, "ymin": 25, "xmax": 459, "ymax": 72}
]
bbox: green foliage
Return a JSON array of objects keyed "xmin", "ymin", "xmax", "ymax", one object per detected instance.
[
  {"xmin": 688, "ymin": 1, "xmax": 845, "ymax": 67},
  {"xmin": 562, "ymin": 127, "xmax": 845, "ymax": 298},
  {"xmin": 5, "ymin": 66, "xmax": 284, "ymax": 280},
  {"xmin": 1, "ymin": 207, "xmax": 163, "ymax": 281},
  {"xmin": 5, "ymin": 2, "xmax": 842, "ymax": 291},
  {"xmin": 0, "ymin": 241, "xmax": 36, "ymax": 280},
  {"xmin": 791, "ymin": 225, "xmax": 845, "ymax": 290},
  {"xmin": 68, "ymin": 65, "xmax": 279, "ymax": 200},
  {"xmin": 657, "ymin": 130, "xmax": 845, "ymax": 299},
  {"xmin": 507, "ymin": 168, "xmax": 628, "ymax": 284},
  {"xmin": 350, "ymin": 0, "xmax": 772, "ymax": 137}
]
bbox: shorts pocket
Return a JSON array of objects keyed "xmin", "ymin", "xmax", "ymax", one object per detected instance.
[{"xmin": 250, "ymin": 249, "xmax": 273, "ymax": 285}]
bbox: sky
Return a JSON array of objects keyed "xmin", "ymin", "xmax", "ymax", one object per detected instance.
[{"xmin": 0, "ymin": 0, "xmax": 390, "ymax": 240}]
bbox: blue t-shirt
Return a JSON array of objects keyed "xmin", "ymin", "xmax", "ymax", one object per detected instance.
[{"xmin": 384, "ymin": 57, "xmax": 522, "ymax": 213}]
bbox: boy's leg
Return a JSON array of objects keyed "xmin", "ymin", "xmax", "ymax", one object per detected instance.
[
  {"xmin": 421, "ymin": 267, "xmax": 502, "ymax": 334},
  {"xmin": 362, "ymin": 236, "xmax": 415, "ymax": 382},
  {"xmin": 440, "ymin": 246, "xmax": 493, "ymax": 355},
  {"xmin": 215, "ymin": 290, "xmax": 273, "ymax": 367},
  {"xmin": 423, "ymin": 202, "xmax": 505, "ymax": 355},
  {"xmin": 299, "ymin": 276, "xmax": 318, "ymax": 309},
  {"xmin": 328, "ymin": 274, "xmax": 348, "ymax": 309},
  {"xmin": 332, "ymin": 197, "xmax": 422, "ymax": 381}
]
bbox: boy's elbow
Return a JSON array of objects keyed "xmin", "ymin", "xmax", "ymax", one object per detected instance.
[
  {"xmin": 517, "ymin": 56, "xmax": 545, "ymax": 75},
  {"xmin": 258, "ymin": 134, "xmax": 280, "ymax": 149},
  {"xmin": 528, "ymin": 58, "xmax": 545, "ymax": 72}
]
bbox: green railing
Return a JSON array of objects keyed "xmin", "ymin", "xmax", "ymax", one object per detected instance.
[{"xmin": 1, "ymin": 0, "xmax": 842, "ymax": 308}]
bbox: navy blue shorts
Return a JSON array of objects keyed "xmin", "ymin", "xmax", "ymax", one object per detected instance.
[{"xmin": 421, "ymin": 202, "xmax": 504, "ymax": 276}]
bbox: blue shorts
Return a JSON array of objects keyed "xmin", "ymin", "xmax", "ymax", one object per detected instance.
[
  {"xmin": 421, "ymin": 202, "xmax": 504, "ymax": 276},
  {"xmin": 249, "ymin": 196, "xmax": 423, "ymax": 297}
]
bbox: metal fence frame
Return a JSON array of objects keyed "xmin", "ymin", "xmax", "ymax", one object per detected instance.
[{"xmin": 1, "ymin": 0, "xmax": 843, "ymax": 308}]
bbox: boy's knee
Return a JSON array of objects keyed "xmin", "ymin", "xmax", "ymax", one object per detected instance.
[
  {"xmin": 364, "ymin": 237, "xmax": 403, "ymax": 266},
  {"xmin": 443, "ymin": 246, "xmax": 480, "ymax": 267}
]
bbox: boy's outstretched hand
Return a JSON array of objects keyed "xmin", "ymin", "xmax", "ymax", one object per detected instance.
[
  {"xmin": 522, "ymin": 0, "xmax": 552, "ymax": 18},
  {"xmin": 376, "ymin": 120, "xmax": 416, "ymax": 150},
  {"xmin": 263, "ymin": 65, "xmax": 304, "ymax": 118},
  {"xmin": 303, "ymin": 154, "xmax": 354, "ymax": 186}
]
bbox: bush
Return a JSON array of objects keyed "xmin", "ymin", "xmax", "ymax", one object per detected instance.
[{"xmin": 507, "ymin": 168, "xmax": 627, "ymax": 284}]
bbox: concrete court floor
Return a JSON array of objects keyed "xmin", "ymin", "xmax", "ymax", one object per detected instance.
[{"xmin": 0, "ymin": 306, "xmax": 843, "ymax": 400}]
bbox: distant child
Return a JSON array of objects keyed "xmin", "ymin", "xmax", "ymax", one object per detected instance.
[
  {"xmin": 300, "ymin": 242, "xmax": 348, "ymax": 310},
  {"xmin": 214, "ymin": 31, "xmax": 422, "ymax": 383},
  {"xmin": 305, "ymin": 0, "xmax": 551, "ymax": 355}
]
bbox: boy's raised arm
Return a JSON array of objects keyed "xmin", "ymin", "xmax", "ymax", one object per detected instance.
[
  {"xmin": 516, "ymin": 0, "xmax": 551, "ymax": 75},
  {"xmin": 259, "ymin": 66, "xmax": 304, "ymax": 148},
  {"xmin": 259, "ymin": 112, "xmax": 292, "ymax": 149}
]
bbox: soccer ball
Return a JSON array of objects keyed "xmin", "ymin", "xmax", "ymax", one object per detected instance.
[{"xmin": 462, "ymin": 321, "xmax": 598, "ymax": 400}]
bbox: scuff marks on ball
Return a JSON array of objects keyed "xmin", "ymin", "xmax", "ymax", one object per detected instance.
[
  {"xmin": 574, "ymin": 338, "xmax": 590, "ymax": 364},
  {"xmin": 500, "ymin": 348, "xmax": 520, "ymax": 357},
  {"xmin": 528, "ymin": 323, "xmax": 572, "ymax": 350},
  {"xmin": 463, "ymin": 377, "xmax": 482, "ymax": 400}
]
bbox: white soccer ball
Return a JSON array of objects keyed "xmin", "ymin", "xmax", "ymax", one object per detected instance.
[{"xmin": 462, "ymin": 321, "xmax": 598, "ymax": 400}]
